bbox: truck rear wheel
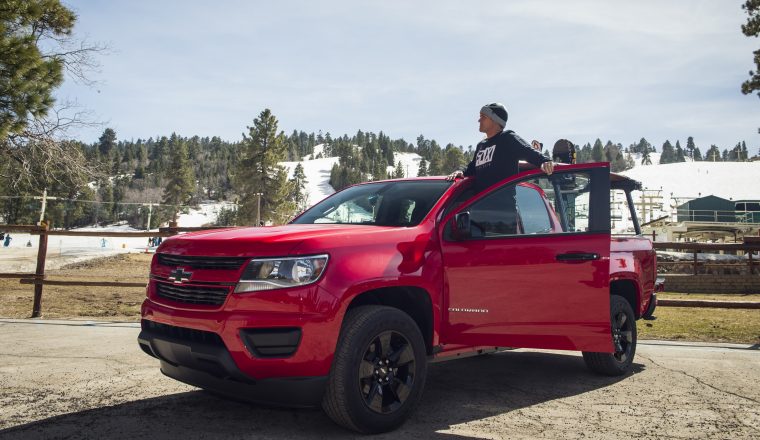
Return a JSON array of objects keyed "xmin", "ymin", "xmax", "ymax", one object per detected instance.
[
  {"xmin": 322, "ymin": 305, "xmax": 427, "ymax": 433},
  {"xmin": 582, "ymin": 295, "xmax": 637, "ymax": 376}
]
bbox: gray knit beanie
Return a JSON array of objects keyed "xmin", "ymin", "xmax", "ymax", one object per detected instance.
[{"xmin": 480, "ymin": 103, "xmax": 508, "ymax": 128}]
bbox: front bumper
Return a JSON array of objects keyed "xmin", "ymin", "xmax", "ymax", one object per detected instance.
[{"xmin": 138, "ymin": 320, "xmax": 326, "ymax": 407}]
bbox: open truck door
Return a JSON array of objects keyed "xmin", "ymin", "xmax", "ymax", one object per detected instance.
[{"xmin": 439, "ymin": 163, "xmax": 613, "ymax": 352}]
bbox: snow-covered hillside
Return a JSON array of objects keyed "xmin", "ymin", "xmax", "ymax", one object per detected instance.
[
  {"xmin": 280, "ymin": 145, "xmax": 423, "ymax": 207},
  {"xmin": 280, "ymin": 156, "xmax": 340, "ymax": 206},
  {"xmin": 612, "ymin": 155, "xmax": 760, "ymax": 230},
  {"xmin": 621, "ymin": 158, "xmax": 760, "ymax": 201}
]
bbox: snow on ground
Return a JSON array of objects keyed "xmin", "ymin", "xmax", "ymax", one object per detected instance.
[
  {"xmin": 621, "ymin": 159, "xmax": 760, "ymax": 202},
  {"xmin": 0, "ymin": 224, "xmax": 154, "ymax": 272},
  {"xmin": 387, "ymin": 152, "xmax": 422, "ymax": 178},
  {"xmin": 613, "ymin": 156, "xmax": 760, "ymax": 231},
  {"xmin": 281, "ymin": 156, "xmax": 341, "ymax": 206},
  {"xmin": 0, "ymin": 201, "xmax": 238, "ymax": 272},
  {"xmin": 176, "ymin": 201, "xmax": 237, "ymax": 227},
  {"xmin": 283, "ymin": 145, "xmax": 423, "ymax": 207}
]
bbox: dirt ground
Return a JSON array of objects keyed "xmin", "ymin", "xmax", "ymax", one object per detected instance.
[
  {"xmin": 0, "ymin": 319, "xmax": 758, "ymax": 439},
  {"xmin": 0, "ymin": 253, "xmax": 151, "ymax": 319}
]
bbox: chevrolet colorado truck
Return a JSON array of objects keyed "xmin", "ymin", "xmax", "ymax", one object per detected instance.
[{"xmin": 138, "ymin": 162, "xmax": 659, "ymax": 433}]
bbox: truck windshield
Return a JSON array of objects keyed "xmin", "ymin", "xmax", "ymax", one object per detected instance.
[{"xmin": 291, "ymin": 180, "xmax": 452, "ymax": 226}]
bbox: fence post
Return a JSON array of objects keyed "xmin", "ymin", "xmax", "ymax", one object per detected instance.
[
  {"xmin": 31, "ymin": 223, "xmax": 49, "ymax": 318},
  {"xmin": 693, "ymin": 251, "xmax": 698, "ymax": 275},
  {"xmin": 750, "ymin": 251, "xmax": 755, "ymax": 275}
]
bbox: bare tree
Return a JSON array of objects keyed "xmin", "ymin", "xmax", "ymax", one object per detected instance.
[{"xmin": 1, "ymin": 0, "xmax": 108, "ymax": 189}]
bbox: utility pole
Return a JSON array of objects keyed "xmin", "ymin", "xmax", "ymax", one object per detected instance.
[
  {"xmin": 34, "ymin": 188, "xmax": 59, "ymax": 225},
  {"xmin": 253, "ymin": 192, "xmax": 263, "ymax": 226},
  {"xmin": 144, "ymin": 203, "xmax": 153, "ymax": 231},
  {"xmin": 39, "ymin": 188, "xmax": 47, "ymax": 224}
]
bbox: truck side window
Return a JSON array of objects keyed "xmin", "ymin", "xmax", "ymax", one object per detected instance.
[
  {"xmin": 467, "ymin": 183, "xmax": 552, "ymax": 237},
  {"xmin": 515, "ymin": 185, "xmax": 552, "ymax": 234},
  {"xmin": 455, "ymin": 171, "xmax": 598, "ymax": 240}
]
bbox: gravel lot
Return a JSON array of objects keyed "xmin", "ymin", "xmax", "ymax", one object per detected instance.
[{"xmin": 0, "ymin": 319, "xmax": 758, "ymax": 439}]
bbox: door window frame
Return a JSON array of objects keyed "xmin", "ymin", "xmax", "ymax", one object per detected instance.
[{"xmin": 440, "ymin": 164, "xmax": 611, "ymax": 242}]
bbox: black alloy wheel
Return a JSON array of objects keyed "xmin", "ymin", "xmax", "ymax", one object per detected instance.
[
  {"xmin": 612, "ymin": 308, "xmax": 634, "ymax": 363},
  {"xmin": 359, "ymin": 330, "xmax": 417, "ymax": 414},
  {"xmin": 322, "ymin": 305, "xmax": 427, "ymax": 434},
  {"xmin": 582, "ymin": 295, "xmax": 637, "ymax": 376}
]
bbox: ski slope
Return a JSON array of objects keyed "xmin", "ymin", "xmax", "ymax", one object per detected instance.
[{"xmin": 280, "ymin": 145, "xmax": 423, "ymax": 207}]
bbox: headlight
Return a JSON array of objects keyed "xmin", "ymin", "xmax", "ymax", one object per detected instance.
[{"xmin": 234, "ymin": 254, "xmax": 329, "ymax": 293}]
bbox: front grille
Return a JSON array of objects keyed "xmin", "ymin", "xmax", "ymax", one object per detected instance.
[
  {"xmin": 157, "ymin": 254, "xmax": 248, "ymax": 270},
  {"xmin": 155, "ymin": 282, "xmax": 230, "ymax": 306},
  {"xmin": 141, "ymin": 320, "xmax": 224, "ymax": 347}
]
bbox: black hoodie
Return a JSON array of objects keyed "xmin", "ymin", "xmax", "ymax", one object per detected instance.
[{"xmin": 463, "ymin": 130, "xmax": 549, "ymax": 193}]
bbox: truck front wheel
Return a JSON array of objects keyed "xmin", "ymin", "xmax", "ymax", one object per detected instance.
[
  {"xmin": 582, "ymin": 295, "xmax": 637, "ymax": 376},
  {"xmin": 322, "ymin": 305, "xmax": 428, "ymax": 433}
]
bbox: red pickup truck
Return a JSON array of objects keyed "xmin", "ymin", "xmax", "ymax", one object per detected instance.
[{"xmin": 138, "ymin": 162, "xmax": 659, "ymax": 433}]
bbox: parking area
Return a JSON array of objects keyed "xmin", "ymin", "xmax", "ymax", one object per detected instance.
[{"xmin": 0, "ymin": 318, "xmax": 759, "ymax": 439}]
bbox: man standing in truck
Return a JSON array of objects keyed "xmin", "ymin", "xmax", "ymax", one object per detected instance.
[{"xmin": 446, "ymin": 103, "xmax": 554, "ymax": 192}]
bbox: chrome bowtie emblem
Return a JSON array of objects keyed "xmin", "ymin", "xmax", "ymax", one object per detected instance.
[{"xmin": 168, "ymin": 267, "xmax": 192, "ymax": 284}]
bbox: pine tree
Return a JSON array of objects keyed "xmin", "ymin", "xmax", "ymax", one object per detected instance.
[
  {"xmin": 428, "ymin": 152, "xmax": 443, "ymax": 175},
  {"xmin": 693, "ymin": 147, "xmax": 703, "ymax": 161},
  {"xmin": 442, "ymin": 144, "xmax": 465, "ymax": 174},
  {"xmin": 741, "ymin": 1, "xmax": 760, "ymax": 97},
  {"xmin": 625, "ymin": 151, "xmax": 635, "ymax": 169},
  {"xmin": 0, "ymin": 0, "xmax": 74, "ymax": 139},
  {"xmin": 591, "ymin": 139, "xmax": 605, "ymax": 162},
  {"xmin": 162, "ymin": 133, "xmax": 195, "ymax": 222},
  {"xmin": 612, "ymin": 152, "xmax": 627, "ymax": 172},
  {"xmin": 686, "ymin": 136, "xmax": 696, "ymax": 159},
  {"xmin": 234, "ymin": 109, "xmax": 294, "ymax": 225},
  {"xmin": 578, "ymin": 143, "xmax": 592, "ymax": 163},
  {"xmin": 675, "ymin": 140, "xmax": 686, "ymax": 162},
  {"xmin": 417, "ymin": 158, "xmax": 428, "ymax": 177},
  {"xmin": 641, "ymin": 146, "xmax": 652, "ymax": 165},
  {"xmin": 0, "ymin": 1, "xmax": 105, "ymax": 190},
  {"xmin": 706, "ymin": 145, "xmax": 721, "ymax": 162},
  {"xmin": 635, "ymin": 138, "xmax": 652, "ymax": 155},
  {"xmin": 289, "ymin": 163, "xmax": 308, "ymax": 211},
  {"xmin": 659, "ymin": 140, "xmax": 675, "ymax": 164},
  {"xmin": 98, "ymin": 128, "xmax": 117, "ymax": 157},
  {"xmin": 393, "ymin": 161, "xmax": 405, "ymax": 178}
]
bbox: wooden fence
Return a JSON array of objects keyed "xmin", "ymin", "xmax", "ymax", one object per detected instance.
[
  {"xmin": 1, "ymin": 224, "xmax": 759, "ymax": 317},
  {"xmin": 653, "ymin": 240, "xmax": 759, "ymax": 276},
  {"xmin": 0, "ymin": 224, "xmax": 225, "ymax": 317}
]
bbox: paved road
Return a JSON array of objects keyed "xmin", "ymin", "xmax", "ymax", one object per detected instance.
[{"xmin": 0, "ymin": 319, "xmax": 758, "ymax": 439}]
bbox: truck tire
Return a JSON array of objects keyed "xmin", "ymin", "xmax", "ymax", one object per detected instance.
[
  {"xmin": 322, "ymin": 305, "xmax": 427, "ymax": 433},
  {"xmin": 582, "ymin": 295, "xmax": 637, "ymax": 376}
]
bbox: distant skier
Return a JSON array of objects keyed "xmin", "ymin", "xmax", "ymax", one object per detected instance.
[
  {"xmin": 3, "ymin": 234, "xmax": 11, "ymax": 247},
  {"xmin": 101, "ymin": 238, "xmax": 107, "ymax": 248}
]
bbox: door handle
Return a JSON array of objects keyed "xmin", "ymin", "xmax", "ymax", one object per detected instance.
[{"xmin": 556, "ymin": 253, "xmax": 600, "ymax": 262}]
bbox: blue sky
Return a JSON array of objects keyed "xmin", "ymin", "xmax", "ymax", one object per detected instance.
[{"xmin": 58, "ymin": 0, "xmax": 760, "ymax": 153}]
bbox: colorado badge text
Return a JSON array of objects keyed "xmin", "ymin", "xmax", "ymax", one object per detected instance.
[{"xmin": 448, "ymin": 307, "xmax": 489, "ymax": 313}]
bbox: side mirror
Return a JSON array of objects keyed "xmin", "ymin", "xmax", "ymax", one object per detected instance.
[{"xmin": 451, "ymin": 211, "xmax": 471, "ymax": 240}]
